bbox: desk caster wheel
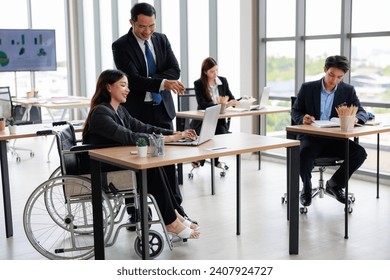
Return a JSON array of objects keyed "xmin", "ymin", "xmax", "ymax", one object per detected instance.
[{"xmin": 134, "ymin": 230, "xmax": 164, "ymax": 259}]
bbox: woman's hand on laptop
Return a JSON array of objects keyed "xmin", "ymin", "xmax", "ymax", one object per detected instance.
[
  {"xmin": 179, "ymin": 129, "xmax": 197, "ymax": 140},
  {"xmin": 167, "ymin": 129, "xmax": 198, "ymax": 142}
]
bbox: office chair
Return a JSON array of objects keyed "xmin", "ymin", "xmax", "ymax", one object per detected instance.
[
  {"xmin": 0, "ymin": 86, "xmax": 41, "ymax": 162},
  {"xmin": 283, "ymin": 96, "xmax": 354, "ymax": 214}
]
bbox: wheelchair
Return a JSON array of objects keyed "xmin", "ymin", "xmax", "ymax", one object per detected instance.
[{"xmin": 23, "ymin": 122, "xmax": 177, "ymax": 260}]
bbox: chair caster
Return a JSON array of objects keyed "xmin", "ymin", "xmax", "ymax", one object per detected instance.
[
  {"xmin": 188, "ymin": 172, "xmax": 194, "ymax": 179},
  {"xmin": 300, "ymin": 206, "xmax": 308, "ymax": 214},
  {"xmin": 344, "ymin": 205, "xmax": 353, "ymax": 214},
  {"xmin": 215, "ymin": 162, "xmax": 228, "ymax": 177}
]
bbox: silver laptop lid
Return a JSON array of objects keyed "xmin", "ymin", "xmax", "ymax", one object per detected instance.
[
  {"xmin": 258, "ymin": 86, "xmax": 270, "ymax": 109},
  {"xmin": 195, "ymin": 104, "xmax": 221, "ymax": 145}
]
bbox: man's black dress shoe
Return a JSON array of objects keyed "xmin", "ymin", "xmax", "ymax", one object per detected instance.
[
  {"xmin": 300, "ymin": 192, "xmax": 312, "ymax": 206},
  {"xmin": 326, "ymin": 181, "xmax": 346, "ymax": 204}
]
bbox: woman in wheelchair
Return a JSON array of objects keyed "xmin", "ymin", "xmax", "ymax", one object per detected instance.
[{"xmin": 82, "ymin": 69, "xmax": 200, "ymax": 239}]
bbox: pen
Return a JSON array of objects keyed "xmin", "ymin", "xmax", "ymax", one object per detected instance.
[{"xmin": 210, "ymin": 146, "xmax": 227, "ymax": 150}]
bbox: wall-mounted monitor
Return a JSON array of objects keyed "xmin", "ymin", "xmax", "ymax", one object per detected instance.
[{"xmin": 0, "ymin": 29, "xmax": 57, "ymax": 72}]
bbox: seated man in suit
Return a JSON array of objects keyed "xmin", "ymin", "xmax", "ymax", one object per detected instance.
[{"xmin": 291, "ymin": 55, "xmax": 368, "ymax": 207}]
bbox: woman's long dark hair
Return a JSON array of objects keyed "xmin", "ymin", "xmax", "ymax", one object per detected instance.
[
  {"xmin": 199, "ymin": 57, "xmax": 218, "ymax": 102},
  {"xmin": 82, "ymin": 69, "xmax": 126, "ymax": 137}
]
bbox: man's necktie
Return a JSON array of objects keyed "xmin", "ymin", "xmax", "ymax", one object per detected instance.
[{"xmin": 144, "ymin": 40, "xmax": 162, "ymax": 105}]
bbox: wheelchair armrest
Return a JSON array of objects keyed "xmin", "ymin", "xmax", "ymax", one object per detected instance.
[
  {"xmin": 52, "ymin": 121, "xmax": 68, "ymax": 127},
  {"xmin": 69, "ymin": 143, "xmax": 120, "ymax": 152},
  {"xmin": 36, "ymin": 130, "xmax": 54, "ymax": 136}
]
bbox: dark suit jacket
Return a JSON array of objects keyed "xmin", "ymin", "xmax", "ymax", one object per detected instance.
[
  {"xmin": 83, "ymin": 104, "xmax": 173, "ymax": 146},
  {"xmin": 291, "ymin": 78, "xmax": 368, "ymax": 126},
  {"xmin": 191, "ymin": 76, "xmax": 235, "ymax": 134},
  {"xmin": 112, "ymin": 28, "xmax": 180, "ymax": 121},
  {"xmin": 193, "ymin": 76, "xmax": 235, "ymax": 110}
]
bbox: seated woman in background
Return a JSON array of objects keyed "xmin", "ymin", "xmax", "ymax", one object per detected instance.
[
  {"xmin": 82, "ymin": 69, "xmax": 200, "ymax": 239},
  {"xmin": 191, "ymin": 57, "xmax": 238, "ymax": 169}
]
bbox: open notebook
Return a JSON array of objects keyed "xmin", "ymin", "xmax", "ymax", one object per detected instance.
[
  {"xmin": 227, "ymin": 86, "xmax": 271, "ymax": 112},
  {"xmin": 166, "ymin": 104, "xmax": 221, "ymax": 146}
]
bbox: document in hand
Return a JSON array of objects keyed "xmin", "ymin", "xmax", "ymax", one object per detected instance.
[{"xmin": 311, "ymin": 118, "xmax": 340, "ymax": 128}]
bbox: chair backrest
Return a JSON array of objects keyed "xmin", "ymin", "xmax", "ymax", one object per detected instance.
[
  {"xmin": 177, "ymin": 88, "xmax": 198, "ymax": 130},
  {"xmin": 0, "ymin": 86, "xmax": 42, "ymax": 124},
  {"xmin": 0, "ymin": 86, "xmax": 13, "ymax": 120},
  {"xmin": 177, "ymin": 88, "xmax": 197, "ymax": 112},
  {"xmin": 290, "ymin": 96, "xmax": 297, "ymax": 125},
  {"xmin": 55, "ymin": 124, "xmax": 81, "ymax": 175},
  {"xmin": 287, "ymin": 96, "xmax": 299, "ymax": 140}
]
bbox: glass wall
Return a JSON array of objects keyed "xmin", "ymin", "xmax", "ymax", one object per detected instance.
[{"xmin": 262, "ymin": 0, "xmax": 390, "ymax": 176}]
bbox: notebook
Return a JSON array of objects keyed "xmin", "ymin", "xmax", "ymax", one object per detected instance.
[
  {"xmin": 311, "ymin": 119, "xmax": 340, "ymax": 128},
  {"xmin": 227, "ymin": 86, "xmax": 271, "ymax": 112},
  {"xmin": 166, "ymin": 104, "xmax": 221, "ymax": 146}
]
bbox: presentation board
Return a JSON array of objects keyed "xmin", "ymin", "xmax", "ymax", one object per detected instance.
[{"xmin": 0, "ymin": 29, "xmax": 56, "ymax": 72}]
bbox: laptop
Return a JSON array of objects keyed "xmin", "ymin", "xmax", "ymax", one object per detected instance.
[
  {"xmin": 166, "ymin": 104, "xmax": 221, "ymax": 146},
  {"xmin": 250, "ymin": 86, "xmax": 271, "ymax": 110}
]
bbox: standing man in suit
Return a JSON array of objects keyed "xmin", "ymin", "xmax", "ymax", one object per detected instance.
[
  {"xmin": 291, "ymin": 55, "xmax": 368, "ymax": 207},
  {"xmin": 112, "ymin": 2, "xmax": 184, "ymax": 128},
  {"xmin": 112, "ymin": 2, "xmax": 191, "ymax": 224}
]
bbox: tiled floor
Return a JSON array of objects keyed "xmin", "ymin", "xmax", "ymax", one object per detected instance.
[{"xmin": 1, "ymin": 135, "xmax": 390, "ymax": 261}]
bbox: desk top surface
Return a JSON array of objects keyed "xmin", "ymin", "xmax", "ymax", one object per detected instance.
[
  {"xmin": 13, "ymin": 96, "xmax": 90, "ymax": 109},
  {"xmin": 0, "ymin": 123, "xmax": 83, "ymax": 140},
  {"xmin": 176, "ymin": 106, "xmax": 290, "ymax": 119},
  {"xmin": 286, "ymin": 123, "xmax": 390, "ymax": 138},
  {"xmin": 89, "ymin": 132, "xmax": 299, "ymax": 170}
]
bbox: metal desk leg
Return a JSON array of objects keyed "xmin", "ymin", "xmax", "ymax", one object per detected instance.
[
  {"xmin": 90, "ymin": 159, "xmax": 105, "ymax": 259},
  {"xmin": 376, "ymin": 134, "xmax": 380, "ymax": 198},
  {"xmin": 177, "ymin": 163, "xmax": 183, "ymax": 185},
  {"xmin": 210, "ymin": 158, "xmax": 216, "ymax": 195},
  {"xmin": 344, "ymin": 139, "xmax": 349, "ymax": 239},
  {"xmin": 140, "ymin": 170, "xmax": 150, "ymax": 260},
  {"xmin": 288, "ymin": 145, "xmax": 300, "ymax": 254},
  {"xmin": 1, "ymin": 140, "xmax": 13, "ymax": 238},
  {"xmin": 236, "ymin": 154, "xmax": 241, "ymax": 235},
  {"xmin": 176, "ymin": 117, "xmax": 185, "ymax": 185}
]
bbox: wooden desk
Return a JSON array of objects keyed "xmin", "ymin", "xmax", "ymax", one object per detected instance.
[
  {"xmin": 89, "ymin": 132, "xmax": 300, "ymax": 259},
  {"xmin": 285, "ymin": 124, "xmax": 390, "ymax": 239},
  {"xmin": 176, "ymin": 106, "xmax": 290, "ymax": 120},
  {"xmin": 0, "ymin": 123, "xmax": 83, "ymax": 238},
  {"xmin": 175, "ymin": 106, "xmax": 290, "ymax": 185},
  {"xmin": 12, "ymin": 96, "xmax": 90, "ymax": 121}
]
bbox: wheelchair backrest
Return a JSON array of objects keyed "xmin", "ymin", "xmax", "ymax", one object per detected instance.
[{"xmin": 55, "ymin": 124, "xmax": 85, "ymax": 176}]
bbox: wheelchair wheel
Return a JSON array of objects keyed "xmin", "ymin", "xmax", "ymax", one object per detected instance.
[
  {"xmin": 23, "ymin": 175, "xmax": 114, "ymax": 260},
  {"xmin": 134, "ymin": 230, "xmax": 164, "ymax": 259},
  {"xmin": 49, "ymin": 166, "xmax": 62, "ymax": 179}
]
